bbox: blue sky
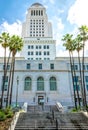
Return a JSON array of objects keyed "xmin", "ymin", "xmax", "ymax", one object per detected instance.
[{"xmin": 0, "ymin": 0, "xmax": 88, "ymax": 57}]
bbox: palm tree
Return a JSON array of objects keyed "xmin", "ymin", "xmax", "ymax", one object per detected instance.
[
  {"xmin": 0, "ymin": 32, "xmax": 10, "ymax": 108},
  {"xmin": 79, "ymin": 25, "xmax": 88, "ymax": 108},
  {"xmin": 62, "ymin": 34, "xmax": 78, "ymax": 109},
  {"xmin": 75, "ymin": 34, "xmax": 84, "ymax": 107},
  {"xmin": 8, "ymin": 35, "xmax": 23, "ymax": 106}
]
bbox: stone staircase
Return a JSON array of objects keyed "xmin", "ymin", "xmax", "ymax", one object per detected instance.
[
  {"xmin": 15, "ymin": 112, "xmax": 56, "ymax": 130},
  {"xmin": 14, "ymin": 105, "xmax": 88, "ymax": 130}
]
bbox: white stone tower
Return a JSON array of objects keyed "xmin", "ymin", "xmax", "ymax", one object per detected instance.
[{"xmin": 21, "ymin": 3, "xmax": 56, "ymax": 60}]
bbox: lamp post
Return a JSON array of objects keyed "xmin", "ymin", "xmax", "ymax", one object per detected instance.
[{"xmin": 16, "ymin": 76, "xmax": 19, "ymax": 107}]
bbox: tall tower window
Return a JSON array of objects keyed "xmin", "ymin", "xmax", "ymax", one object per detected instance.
[
  {"xmin": 27, "ymin": 64, "xmax": 31, "ymax": 69},
  {"xmin": 36, "ymin": 10, "xmax": 38, "ymax": 15},
  {"xmin": 50, "ymin": 64, "xmax": 54, "ymax": 69},
  {"xmin": 31, "ymin": 10, "xmax": 33, "ymax": 16},
  {"xmin": 39, "ymin": 10, "xmax": 40, "ymax": 15},
  {"xmin": 34, "ymin": 10, "xmax": 35, "ymax": 15},
  {"xmin": 39, "ymin": 63, "xmax": 42, "ymax": 69},
  {"xmin": 41, "ymin": 10, "xmax": 43, "ymax": 15}
]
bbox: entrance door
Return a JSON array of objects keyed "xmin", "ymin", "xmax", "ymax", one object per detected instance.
[{"xmin": 38, "ymin": 96, "xmax": 44, "ymax": 105}]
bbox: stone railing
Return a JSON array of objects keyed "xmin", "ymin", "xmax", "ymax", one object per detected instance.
[{"xmin": 8, "ymin": 112, "xmax": 20, "ymax": 130}]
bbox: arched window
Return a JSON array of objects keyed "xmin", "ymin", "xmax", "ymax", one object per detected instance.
[
  {"xmin": 24, "ymin": 77, "xmax": 32, "ymax": 90},
  {"xmin": 50, "ymin": 77, "xmax": 57, "ymax": 91},
  {"xmin": 37, "ymin": 77, "xmax": 44, "ymax": 91}
]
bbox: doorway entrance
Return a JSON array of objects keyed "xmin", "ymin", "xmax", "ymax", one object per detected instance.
[{"xmin": 38, "ymin": 96, "xmax": 44, "ymax": 105}]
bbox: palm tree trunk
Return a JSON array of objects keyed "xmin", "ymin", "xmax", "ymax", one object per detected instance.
[
  {"xmin": 82, "ymin": 43, "xmax": 87, "ymax": 108},
  {"xmin": 69, "ymin": 51, "xmax": 77, "ymax": 109},
  {"xmin": 78, "ymin": 51, "xmax": 84, "ymax": 107},
  {"xmin": 6, "ymin": 52, "xmax": 12, "ymax": 107},
  {"xmin": 9, "ymin": 53, "xmax": 15, "ymax": 106},
  {"xmin": 72, "ymin": 52, "xmax": 81, "ymax": 108}
]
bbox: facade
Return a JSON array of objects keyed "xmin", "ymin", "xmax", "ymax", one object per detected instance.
[{"xmin": 0, "ymin": 3, "xmax": 88, "ymax": 107}]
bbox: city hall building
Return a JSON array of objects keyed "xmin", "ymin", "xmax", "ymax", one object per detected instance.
[{"xmin": 0, "ymin": 3, "xmax": 88, "ymax": 107}]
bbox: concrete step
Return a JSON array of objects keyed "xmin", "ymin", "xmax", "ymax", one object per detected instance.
[{"xmin": 15, "ymin": 111, "xmax": 88, "ymax": 130}]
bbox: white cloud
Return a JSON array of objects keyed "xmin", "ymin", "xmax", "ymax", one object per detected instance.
[
  {"xmin": 66, "ymin": 0, "xmax": 88, "ymax": 57},
  {"xmin": 0, "ymin": 20, "xmax": 22, "ymax": 57},
  {"xmin": 49, "ymin": 0, "xmax": 55, "ymax": 4},
  {"xmin": 56, "ymin": 49, "xmax": 69, "ymax": 57},
  {"xmin": 58, "ymin": 9, "xmax": 64, "ymax": 14},
  {"xmin": 57, "ymin": 18, "xmax": 64, "ymax": 31},
  {"xmin": 67, "ymin": 0, "xmax": 88, "ymax": 26},
  {"xmin": 42, "ymin": 0, "xmax": 55, "ymax": 4},
  {"xmin": 51, "ymin": 16, "xmax": 64, "ymax": 39},
  {"xmin": 0, "ymin": 20, "xmax": 22, "ymax": 36}
]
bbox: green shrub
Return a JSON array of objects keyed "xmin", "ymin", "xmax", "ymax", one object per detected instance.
[
  {"xmin": 0, "ymin": 111, "xmax": 6, "ymax": 121},
  {"xmin": 4, "ymin": 107, "xmax": 12, "ymax": 115},
  {"xmin": 6, "ymin": 111, "xmax": 13, "ymax": 118},
  {"xmin": 71, "ymin": 108, "xmax": 77, "ymax": 112},
  {"xmin": 71, "ymin": 107, "xmax": 81, "ymax": 112}
]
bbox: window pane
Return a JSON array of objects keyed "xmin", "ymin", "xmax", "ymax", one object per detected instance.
[
  {"xmin": 50, "ymin": 64, "xmax": 54, "ymax": 69},
  {"xmin": 24, "ymin": 77, "xmax": 31, "ymax": 90},
  {"xmin": 27, "ymin": 64, "xmax": 30, "ymax": 69},
  {"xmin": 50, "ymin": 77, "xmax": 57, "ymax": 91},
  {"xmin": 2, "ymin": 76, "xmax": 8, "ymax": 91},
  {"xmin": 85, "ymin": 76, "xmax": 88, "ymax": 82},
  {"xmin": 28, "ymin": 45, "xmax": 30, "ymax": 49},
  {"xmin": 47, "ymin": 45, "xmax": 49, "ymax": 49},
  {"xmin": 37, "ymin": 77, "xmax": 44, "ymax": 91},
  {"xmin": 86, "ymin": 85, "xmax": 88, "ymax": 91},
  {"xmin": 39, "ymin": 64, "xmax": 42, "ymax": 69}
]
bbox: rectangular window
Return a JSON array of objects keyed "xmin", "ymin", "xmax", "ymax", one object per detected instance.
[
  {"xmin": 85, "ymin": 76, "xmax": 88, "ymax": 82},
  {"xmin": 36, "ymin": 52, "xmax": 38, "ymax": 55},
  {"xmin": 28, "ymin": 52, "xmax": 30, "ymax": 55},
  {"xmin": 47, "ymin": 45, "xmax": 49, "ymax": 49},
  {"xmin": 27, "ymin": 64, "xmax": 30, "ymax": 69},
  {"xmin": 47, "ymin": 52, "xmax": 49, "ymax": 55},
  {"xmin": 7, "ymin": 65, "xmax": 10, "ymax": 70},
  {"xmin": 31, "ymin": 52, "xmax": 33, "ymax": 55},
  {"xmin": 3, "ymin": 64, "xmax": 10, "ymax": 70},
  {"xmin": 73, "ymin": 76, "xmax": 80, "ymax": 91},
  {"xmin": 86, "ymin": 65, "xmax": 88, "ymax": 70},
  {"xmin": 36, "ymin": 46, "xmax": 38, "ymax": 49},
  {"xmin": 74, "ymin": 85, "xmax": 80, "ymax": 91},
  {"xmin": 31, "ymin": 45, "xmax": 34, "ymax": 49},
  {"xmin": 75, "ymin": 65, "xmax": 78, "ymax": 70},
  {"xmin": 28, "ymin": 45, "xmax": 30, "ymax": 49},
  {"xmin": 86, "ymin": 85, "xmax": 88, "ymax": 91},
  {"xmin": 39, "ymin": 64, "xmax": 42, "ymax": 69},
  {"xmin": 39, "ymin": 52, "xmax": 41, "ymax": 55},
  {"xmin": 50, "ymin": 64, "xmax": 54, "ymax": 69},
  {"xmin": 44, "ymin": 52, "xmax": 46, "ymax": 55},
  {"xmin": 4, "ymin": 98, "xmax": 8, "ymax": 102},
  {"xmin": 44, "ymin": 45, "xmax": 46, "ymax": 49},
  {"xmin": 72, "ymin": 65, "xmax": 78, "ymax": 70},
  {"xmin": 2, "ymin": 76, "xmax": 8, "ymax": 91},
  {"xmin": 83, "ymin": 65, "xmax": 85, "ymax": 70}
]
